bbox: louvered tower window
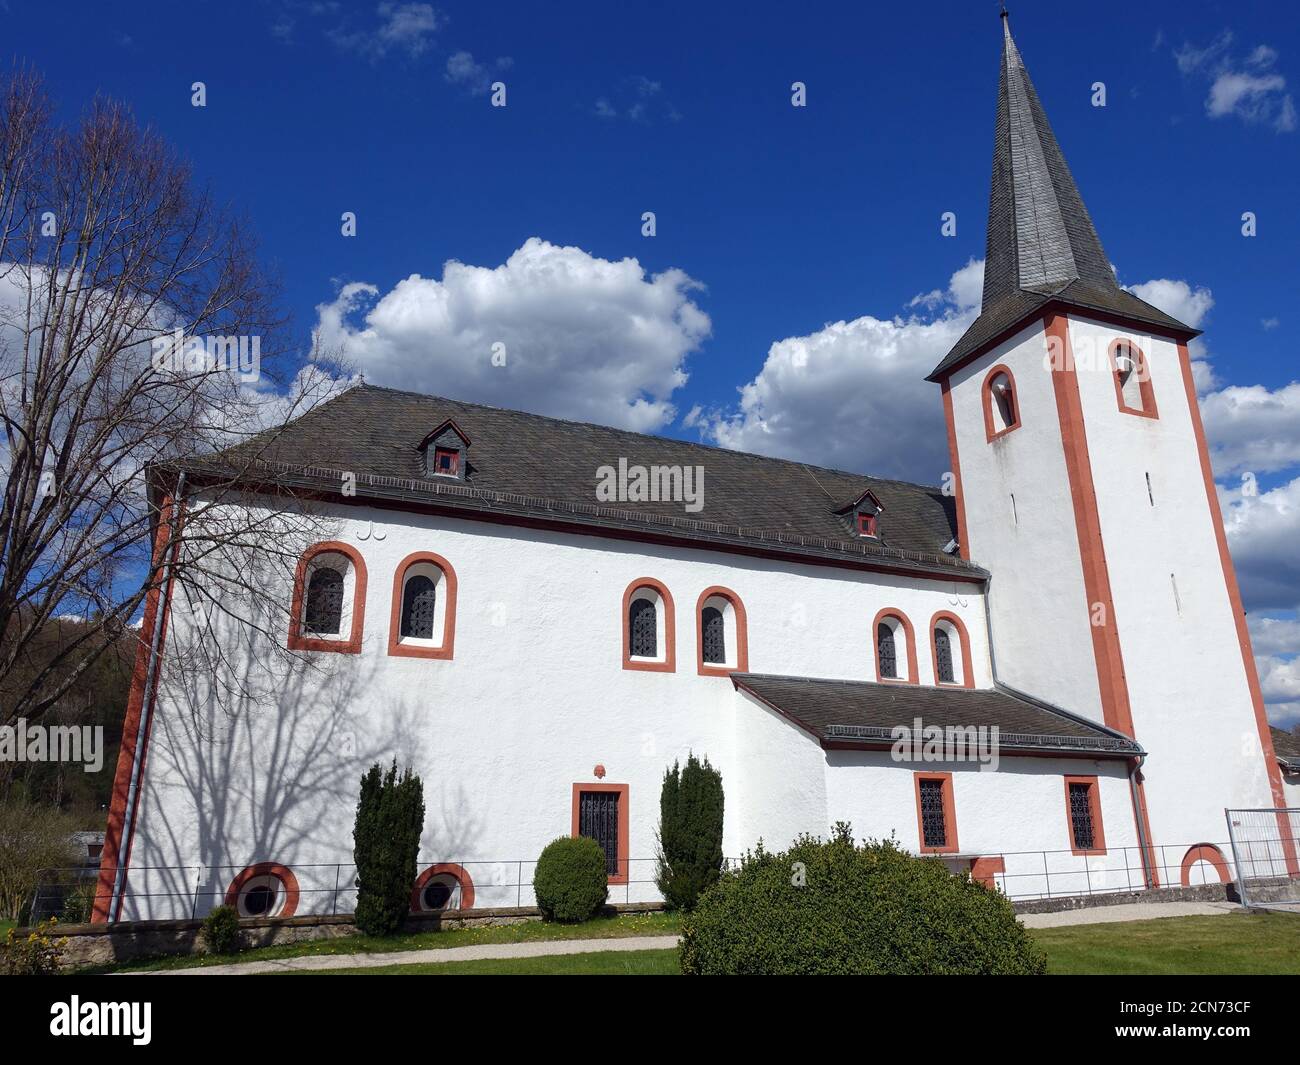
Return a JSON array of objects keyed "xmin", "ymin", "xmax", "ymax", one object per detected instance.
[
  {"xmin": 629, "ymin": 597, "xmax": 657, "ymax": 658},
  {"xmin": 1069, "ymin": 782, "xmax": 1096, "ymax": 851},
  {"xmin": 919, "ymin": 778, "xmax": 948, "ymax": 849},
  {"xmin": 702, "ymin": 606, "xmax": 725, "ymax": 664},
  {"xmin": 877, "ymin": 623, "xmax": 897, "ymax": 679},
  {"xmin": 935, "ymin": 628, "xmax": 955, "ymax": 684},
  {"xmin": 303, "ymin": 567, "xmax": 344, "ymax": 635},
  {"xmin": 400, "ymin": 575, "xmax": 437, "ymax": 639}
]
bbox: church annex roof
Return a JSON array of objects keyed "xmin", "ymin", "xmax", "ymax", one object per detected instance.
[
  {"xmin": 732, "ymin": 672, "xmax": 1143, "ymax": 757},
  {"xmin": 182, "ymin": 383, "xmax": 984, "ymax": 581},
  {"xmin": 1271, "ymin": 727, "xmax": 1300, "ymax": 772},
  {"xmin": 927, "ymin": 15, "xmax": 1198, "ymax": 382}
]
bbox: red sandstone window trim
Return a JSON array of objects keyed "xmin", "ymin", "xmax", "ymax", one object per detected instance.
[
  {"xmin": 287, "ymin": 541, "xmax": 367, "ymax": 654},
  {"xmin": 982, "ymin": 364, "xmax": 1021, "ymax": 441},
  {"xmin": 571, "ymin": 781, "xmax": 630, "ymax": 885},
  {"xmin": 695, "ymin": 585, "xmax": 749, "ymax": 678},
  {"xmin": 872, "ymin": 607, "xmax": 918, "ymax": 684},
  {"xmin": 410, "ymin": 862, "xmax": 476, "ymax": 911},
  {"xmin": 1110, "ymin": 339, "xmax": 1159, "ymax": 420},
  {"xmin": 914, "ymin": 772, "xmax": 959, "ymax": 854},
  {"xmin": 224, "ymin": 862, "xmax": 300, "ymax": 918},
  {"xmin": 1064, "ymin": 775, "xmax": 1107, "ymax": 856},
  {"xmin": 387, "ymin": 550, "xmax": 458, "ymax": 660},
  {"xmin": 622, "ymin": 578, "xmax": 676, "ymax": 672},
  {"xmin": 928, "ymin": 610, "xmax": 975, "ymax": 688}
]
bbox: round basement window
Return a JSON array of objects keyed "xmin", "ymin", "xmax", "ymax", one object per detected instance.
[{"xmin": 236, "ymin": 873, "xmax": 284, "ymax": 917}]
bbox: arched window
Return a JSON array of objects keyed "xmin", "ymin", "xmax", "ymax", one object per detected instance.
[
  {"xmin": 934, "ymin": 627, "xmax": 954, "ymax": 684},
  {"xmin": 929, "ymin": 610, "xmax": 974, "ymax": 688},
  {"xmin": 289, "ymin": 542, "xmax": 367, "ymax": 654},
  {"xmin": 695, "ymin": 587, "xmax": 749, "ymax": 676},
  {"xmin": 622, "ymin": 578, "xmax": 675, "ymax": 672},
  {"xmin": 982, "ymin": 364, "xmax": 1021, "ymax": 441},
  {"xmin": 304, "ymin": 567, "xmax": 343, "ymax": 635},
  {"xmin": 877, "ymin": 624, "xmax": 898, "ymax": 679},
  {"xmin": 400, "ymin": 575, "xmax": 437, "ymax": 639},
  {"xmin": 630, "ymin": 598, "xmax": 657, "ymax": 658},
  {"xmin": 388, "ymin": 552, "xmax": 457, "ymax": 660},
  {"xmin": 1110, "ymin": 339, "xmax": 1158, "ymax": 418},
  {"xmin": 873, "ymin": 609, "xmax": 917, "ymax": 683}
]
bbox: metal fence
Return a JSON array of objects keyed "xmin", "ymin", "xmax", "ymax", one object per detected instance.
[
  {"xmin": 1225, "ymin": 807, "xmax": 1300, "ymax": 911},
  {"xmin": 30, "ymin": 830, "xmax": 1300, "ymax": 923}
]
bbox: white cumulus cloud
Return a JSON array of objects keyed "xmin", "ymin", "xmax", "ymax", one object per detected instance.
[{"xmin": 312, "ymin": 237, "xmax": 710, "ymax": 432}]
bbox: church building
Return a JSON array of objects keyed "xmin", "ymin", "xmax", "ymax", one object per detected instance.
[{"xmin": 93, "ymin": 15, "xmax": 1293, "ymax": 922}]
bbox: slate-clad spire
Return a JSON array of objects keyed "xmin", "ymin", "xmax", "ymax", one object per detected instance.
[
  {"xmin": 927, "ymin": 13, "xmax": 1198, "ymax": 381},
  {"xmin": 983, "ymin": 12, "xmax": 1115, "ymax": 306}
]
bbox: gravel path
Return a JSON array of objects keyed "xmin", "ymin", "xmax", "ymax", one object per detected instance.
[{"xmin": 1017, "ymin": 900, "xmax": 1240, "ymax": 928}]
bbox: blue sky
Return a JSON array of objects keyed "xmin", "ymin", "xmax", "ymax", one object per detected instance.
[{"xmin": 10, "ymin": 0, "xmax": 1300, "ymax": 722}]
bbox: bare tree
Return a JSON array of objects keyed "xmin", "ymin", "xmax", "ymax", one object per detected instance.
[{"xmin": 0, "ymin": 66, "xmax": 345, "ymax": 728}]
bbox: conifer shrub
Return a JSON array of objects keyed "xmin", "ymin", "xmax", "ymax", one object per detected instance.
[
  {"xmin": 353, "ymin": 760, "xmax": 426, "ymax": 936},
  {"xmin": 680, "ymin": 824, "xmax": 1046, "ymax": 975},
  {"xmin": 532, "ymin": 836, "xmax": 609, "ymax": 923},
  {"xmin": 201, "ymin": 904, "xmax": 241, "ymax": 955},
  {"xmin": 655, "ymin": 753, "xmax": 724, "ymax": 911}
]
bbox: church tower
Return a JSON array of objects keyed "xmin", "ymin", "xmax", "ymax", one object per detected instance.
[{"xmin": 930, "ymin": 13, "xmax": 1292, "ymax": 872}]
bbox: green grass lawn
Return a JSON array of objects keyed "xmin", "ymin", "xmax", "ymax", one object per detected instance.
[
  {"xmin": 1033, "ymin": 912, "xmax": 1300, "ymax": 975},
  {"xmin": 295, "ymin": 948, "xmax": 681, "ymax": 976},
  {"xmin": 0, "ymin": 920, "xmax": 15, "ymax": 940},
  {"xmin": 285, "ymin": 912, "xmax": 1300, "ymax": 976},
  {"xmin": 85, "ymin": 910, "xmax": 682, "ymax": 973}
]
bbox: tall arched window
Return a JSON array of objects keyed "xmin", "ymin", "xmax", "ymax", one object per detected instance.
[
  {"xmin": 695, "ymin": 586, "xmax": 749, "ymax": 677},
  {"xmin": 388, "ymin": 551, "xmax": 457, "ymax": 660},
  {"xmin": 929, "ymin": 611, "xmax": 974, "ymax": 688},
  {"xmin": 630, "ymin": 598, "xmax": 658, "ymax": 658},
  {"xmin": 289, "ymin": 542, "xmax": 367, "ymax": 654},
  {"xmin": 1110, "ymin": 339, "xmax": 1158, "ymax": 418},
  {"xmin": 304, "ymin": 567, "xmax": 343, "ymax": 635},
  {"xmin": 622, "ymin": 578, "xmax": 675, "ymax": 672},
  {"xmin": 873, "ymin": 609, "xmax": 917, "ymax": 684},
  {"xmin": 877, "ymin": 624, "xmax": 898, "ymax": 679},
  {"xmin": 982, "ymin": 364, "xmax": 1021, "ymax": 441},
  {"xmin": 934, "ymin": 627, "xmax": 954, "ymax": 684}
]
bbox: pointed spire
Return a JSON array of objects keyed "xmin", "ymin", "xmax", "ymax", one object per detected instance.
[
  {"xmin": 982, "ymin": 11, "xmax": 1114, "ymax": 308},
  {"xmin": 927, "ymin": 13, "xmax": 1197, "ymax": 381}
]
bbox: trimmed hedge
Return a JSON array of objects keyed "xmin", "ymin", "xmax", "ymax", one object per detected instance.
[
  {"xmin": 533, "ymin": 836, "xmax": 609, "ymax": 923},
  {"xmin": 680, "ymin": 824, "xmax": 1046, "ymax": 975}
]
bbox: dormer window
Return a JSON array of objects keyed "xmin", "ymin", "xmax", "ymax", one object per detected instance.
[
  {"xmin": 835, "ymin": 488, "xmax": 884, "ymax": 540},
  {"xmin": 433, "ymin": 447, "xmax": 459, "ymax": 477},
  {"xmin": 418, "ymin": 418, "xmax": 471, "ymax": 482}
]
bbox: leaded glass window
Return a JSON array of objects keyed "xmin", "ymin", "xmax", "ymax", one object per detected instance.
[
  {"xmin": 1069, "ymin": 782, "xmax": 1096, "ymax": 851},
  {"xmin": 400, "ymin": 574, "xmax": 437, "ymax": 639},
  {"xmin": 629, "ymin": 597, "xmax": 657, "ymax": 658},
  {"xmin": 702, "ymin": 605, "xmax": 725, "ymax": 664},
  {"xmin": 919, "ymin": 778, "xmax": 947, "ymax": 849},
  {"xmin": 304, "ymin": 566, "xmax": 344, "ymax": 636},
  {"xmin": 877, "ymin": 622, "xmax": 897, "ymax": 679},
  {"xmin": 935, "ymin": 627, "xmax": 955, "ymax": 684}
]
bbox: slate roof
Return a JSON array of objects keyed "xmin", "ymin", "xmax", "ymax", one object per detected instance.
[
  {"xmin": 1271, "ymin": 727, "xmax": 1300, "ymax": 771},
  {"xmin": 927, "ymin": 16, "xmax": 1198, "ymax": 382},
  {"xmin": 185, "ymin": 383, "xmax": 983, "ymax": 579},
  {"xmin": 732, "ymin": 672, "xmax": 1142, "ymax": 757}
]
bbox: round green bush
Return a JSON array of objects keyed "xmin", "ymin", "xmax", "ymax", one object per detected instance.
[
  {"xmin": 533, "ymin": 836, "xmax": 609, "ymax": 923},
  {"xmin": 679, "ymin": 825, "xmax": 1047, "ymax": 975}
]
